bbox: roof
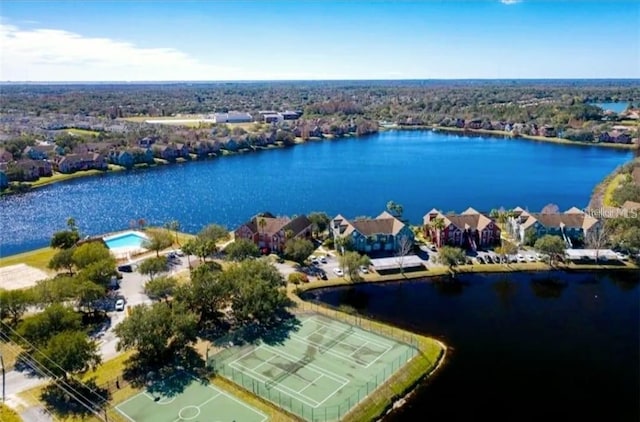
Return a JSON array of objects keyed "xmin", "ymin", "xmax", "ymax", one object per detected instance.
[
  {"xmin": 334, "ymin": 211, "xmax": 406, "ymax": 237},
  {"xmin": 370, "ymin": 255, "xmax": 424, "ymax": 271},
  {"xmin": 522, "ymin": 211, "xmax": 599, "ymax": 231},
  {"xmin": 622, "ymin": 201, "xmax": 640, "ymax": 210},
  {"xmin": 283, "ymin": 215, "xmax": 312, "ymax": 236},
  {"xmin": 238, "ymin": 214, "xmax": 310, "ymax": 237},
  {"xmin": 424, "ymin": 208, "xmax": 495, "ymax": 231}
]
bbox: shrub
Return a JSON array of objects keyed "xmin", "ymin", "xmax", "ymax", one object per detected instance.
[
  {"xmin": 288, "ymin": 272, "xmax": 309, "ymax": 285},
  {"xmin": 322, "ymin": 237, "xmax": 334, "ymax": 248}
]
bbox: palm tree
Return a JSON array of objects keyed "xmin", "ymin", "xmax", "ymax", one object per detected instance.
[
  {"xmin": 257, "ymin": 217, "xmax": 267, "ymax": 249},
  {"xmin": 165, "ymin": 220, "xmax": 181, "ymax": 247},
  {"xmin": 432, "ymin": 217, "xmax": 446, "ymax": 247}
]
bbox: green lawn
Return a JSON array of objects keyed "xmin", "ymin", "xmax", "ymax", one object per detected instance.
[
  {"xmin": 0, "ymin": 246, "xmax": 56, "ymax": 271},
  {"xmin": 0, "ymin": 403, "xmax": 22, "ymax": 422}
]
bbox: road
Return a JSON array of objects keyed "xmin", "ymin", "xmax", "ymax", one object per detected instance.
[{"xmin": 3, "ymin": 252, "xmax": 192, "ymax": 417}]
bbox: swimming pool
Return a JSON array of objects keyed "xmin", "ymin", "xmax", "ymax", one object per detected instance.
[{"xmin": 103, "ymin": 231, "xmax": 149, "ymax": 250}]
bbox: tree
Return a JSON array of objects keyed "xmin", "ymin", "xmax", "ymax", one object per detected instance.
[
  {"xmin": 437, "ymin": 246, "xmax": 467, "ymax": 271},
  {"xmin": 138, "ymin": 256, "xmax": 168, "ymax": 280},
  {"xmin": 115, "ymin": 302, "xmax": 198, "ymax": 365},
  {"xmin": 431, "ymin": 217, "xmax": 446, "ymax": 245},
  {"xmin": 0, "ymin": 289, "xmax": 32, "ymax": 325},
  {"xmin": 386, "ymin": 200, "xmax": 404, "ymax": 220},
  {"xmin": 308, "ymin": 212, "xmax": 330, "ymax": 237},
  {"xmin": 144, "ymin": 276, "xmax": 177, "ymax": 302},
  {"xmin": 534, "ymin": 235, "xmax": 566, "ymax": 264},
  {"xmin": 283, "ymin": 238, "xmax": 315, "ymax": 264},
  {"xmin": 48, "ymin": 248, "xmax": 76, "ymax": 275},
  {"xmin": 174, "ymin": 264, "xmax": 227, "ymax": 328},
  {"xmin": 182, "ymin": 237, "xmax": 216, "ymax": 263},
  {"xmin": 50, "ymin": 231, "xmax": 80, "ymax": 250},
  {"xmin": 76, "ymin": 258, "xmax": 117, "ymax": 287},
  {"xmin": 219, "ymin": 260, "xmax": 289, "ymax": 325},
  {"xmin": 495, "ymin": 242, "xmax": 518, "ymax": 264},
  {"xmin": 17, "ymin": 304, "xmax": 82, "ymax": 347},
  {"xmin": 142, "ymin": 228, "xmax": 173, "ymax": 257},
  {"xmin": 287, "ymin": 272, "xmax": 309, "ymax": 285},
  {"xmin": 164, "ymin": 220, "xmax": 181, "ymax": 246},
  {"xmin": 541, "ymin": 203, "xmax": 560, "ymax": 214},
  {"xmin": 72, "ymin": 242, "xmax": 112, "ymax": 269},
  {"xmin": 198, "ymin": 224, "xmax": 230, "ymax": 245},
  {"xmin": 224, "ymin": 239, "xmax": 260, "ymax": 261},
  {"xmin": 584, "ymin": 225, "xmax": 612, "ymax": 262},
  {"xmin": 40, "ymin": 331, "xmax": 101, "ymax": 377},
  {"xmin": 395, "ymin": 235, "xmax": 414, "ymax": 274},
  {"xmin": 339, "ymin": 251, "xmax": 370, "ymax": 280}
]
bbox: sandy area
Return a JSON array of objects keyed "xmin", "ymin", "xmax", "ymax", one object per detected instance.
[{"xmin": 0, "ymin": 264, "xmax": 49, "ymax": 290}]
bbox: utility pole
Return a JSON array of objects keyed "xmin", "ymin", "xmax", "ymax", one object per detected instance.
[{"xmin": 1, "ymin": 353, "xmax": 5, "ymax": 403}]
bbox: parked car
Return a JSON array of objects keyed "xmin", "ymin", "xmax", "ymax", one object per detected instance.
[
  {"xmin": 175, "ymin": 249, "xmax": 185, "ymax": 257},
  {"xmin": 320, "ymin": 257, "xmax": 328, "ymax": 264},
  {"xmin": 115, "ymin": 299, "xmax": 125, "ymax": 311},
  {"xmin": 333, "ymin": 268, "xmax": 344, "ymax": 277},
  {"xmin": 429, "ymin": 244, "xmax": 437, "ymax": 252},
  {"xmin": 485, "ymin": 256, "xmax": 493, "ymax": 264},
  {"xmin": 117, "ymin": 264, "xmax": 133, "ymax": 272},
  {"xmin": 359, "ymin": 265, "xmax": 369, "ymax": 274},
  {"xmin": 616, "ymin": 252, "xmax": 629, "ymax": 261},
  {"xmin": 528, "ymin": 255, "xmax": 537, "ymax": 262},
  {"xmin": 517, "ymin": 254, "xmax": 525, "ymax": 262}
]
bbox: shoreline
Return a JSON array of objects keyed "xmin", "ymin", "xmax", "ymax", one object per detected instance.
[
  {"xmin": 3, "ymin": 126, "xmax": 635, "ymax": 197},
  {"xmin": 294, "ymin": 262, "xmax": 639, "ymax": 294}
]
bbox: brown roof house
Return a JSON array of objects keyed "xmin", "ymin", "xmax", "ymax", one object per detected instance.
[
  {"xmin": 331, "ymin": 211, "xmax": 414, "ymax": 254},
  {"xmin": 424, "ymin": 207, "xmax": 500, "ymax": 250},
  {"xmin": 234, "ymin": 213, "xmax": 312, "ymax": 253},
  {"xmin": 508, "ymin": 206, "xmax": 600, "ymax": 247}
]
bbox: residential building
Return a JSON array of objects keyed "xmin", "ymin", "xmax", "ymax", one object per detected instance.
[
  {"xmin": 539, "ymin": 125, "xmax": 556, "ymax": 137},
  {"xmin": 152, "ymin": 144, "xmax": 178, "ymax": 161},
  {"xmin": 467, "ymin": 118, "xmax": 483, "ymax": 130},
  {"xmin": 108, "ymin": 150, "xmax": 135, "ymax": 168},
  {"xmin": 424, "ymin": 207, "xmax": 500, "ymax": 250},
  {"xmin": 15, "ymin": 159, "xmax": 53, "ymax": 180},
  {"xmin": 213, "ymin": 112, "xmax": 253, "ymax": 124},
  {"xmin": 331, "ymin": 211, "xmax": 414, "ymax": 255},
  {"xmin": 24, "ymin": 144, "xmax": 56, "ymax": 160},
  {"xmin": 234, "ymin": 214, "xmax": 313, "ymax": 253},
  {"xmin": 55, "ymin": 153, "xmax": 107, "ymax": 174},
  {"xmin": 508, "ymin": 207, "xmax": 600, "ymax": 247}
]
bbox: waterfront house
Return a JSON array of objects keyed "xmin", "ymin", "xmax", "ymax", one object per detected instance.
[
  {"xmin": 0, "ymin": 170, "xmax": 8, "ymax": 189},
  {"xmin": 188, "ymin": 140, "xmax": 215, "ymax": 157},
  {"xmin": 108, "ymin": 149, "xmax": 135, "ymax": 168},
  {"xmin": 455, "ymin": 118, "xmax": 465, "ymax": 128},
  {"xmin": 424, "ymin": 207, "xmax": 500, "ymax": 250},
  {"xmin": 263, "ymin": 114, "xmax": 282, "ymax": 124},
  {"xmin": 467, "ymin": 119, "xmax": 483, "ymax": 130},
  {"xmin": 138, "ymin": 136, "xmax": 159, "ymax": 148},
  {"xmin": 331, "ymin": 211, "xmax": 414, "ymax": 255},
  {"xmin": 130, "ymin": 147, "xmax": 155, "ymax": 164},
  {"xmin": 152, "ymin": 144, "xmax": 178, "ymax": 161},
  {"xmin": 0, "ymin": 148, "xmax": 13, "ymax": 163},
  {"xmin": 539, "ymin": 125, "xmax": 556, "ymax": 137},
  {"xmin": 15, "ymin": 159, "xmax": 53, "ymax": 180},
  {"xmin": 508, "ymin": 207, "xmax": 600, "ymax": 247},
  {"xmin": 234, "ymin": 214, "xmax": 313, "ymax": 253},
  {"xmin": 175, "ymin": 143, "xmax": 190, "ymax": 158},
  {"xmin": 55, "ymin": 153, "xmax": 107, "ymax": 173}
]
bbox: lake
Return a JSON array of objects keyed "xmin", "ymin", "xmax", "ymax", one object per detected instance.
[
  {"xmin": 592, "ymin": 102, "xmax": 630, "ymax": 113},
  {"xmin": 0, "ymin": 130, "xmax": 633, "ymax": 256},
  {"xmin": 302, "ymin": 271, "xmax": 639, "ymax": 421}
]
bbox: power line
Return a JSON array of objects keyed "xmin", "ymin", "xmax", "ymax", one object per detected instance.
[{"xmin": 0, "ymin": 326, "xmax": 109, "ymax": 421}]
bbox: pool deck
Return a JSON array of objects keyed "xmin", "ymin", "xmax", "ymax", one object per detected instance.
[{"xmin": 103, "ymin": 230, "xmax": 149, "ymax": 261}]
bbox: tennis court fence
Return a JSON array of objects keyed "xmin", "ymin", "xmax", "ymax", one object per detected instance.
[{"xmin": 209, "ymin": 346, "xmax": 418, "ymax": 422}]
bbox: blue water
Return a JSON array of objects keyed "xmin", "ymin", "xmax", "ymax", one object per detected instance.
[
  {"xmin": 0, "ymin": 130, "xmax": 632, "ymax": 257},
  {"xmin": 592, "ymin": 101, "xmax": 630, "ymax": 113},
  {"xmin": 104, "ymin": 232, "xmax": 147, "ymax": 250},
  {"xmin": 306, "ymin": 271, "xmax": 639, "ymax": 421}
]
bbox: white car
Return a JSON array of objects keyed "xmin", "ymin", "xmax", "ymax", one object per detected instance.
[
  {"xmin": 175, "ymin": 249, "xmax": 185, "ymax": 257},
  {"xmin": 115, "ymin": 299, "xmax": 125, "ymax": 312},
  {"xmin": 527, "ymin": 255, "xmax": 536, "ymax": 262},
  {"xmin": 333, "ymin": 268, "xmax": 344, "ymax": 277},
  {"xmin": 320, "ymin": 257, "xmax": 328, "ymax": 264},
  {"xmin": 517, "ymin": 254, "xmax": 525, "ymax": 262},
  {"xmin": 359, "ymin": 265, "xmax": 369, "ymax": 274},
  {"xmin": 536, "ymin": 253, "xmax": 544, "ymax": 261},
  {"xmin": 616, "ymin": 252, "xmax": 629, "ymax": 261}
]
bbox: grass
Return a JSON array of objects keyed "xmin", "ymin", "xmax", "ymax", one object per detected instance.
[
  {"xmin": 603, "ymin": 173, "xmax": 628, "ymax": 206},
  {"xmin": 63, "ymin": 128, "xmax": 101, "ymax": 137},
  {"xmin": 0, "ymin": 403, "xmax": 22, "ymax": 422},
  {"xmin": 27, "ymin": 170, "xmax": 106, "ymax": 189},
  {"xmin": 0, "ymin": 340, "xmax": 25, "ymax": 370},
  {"xmin": 0, "ymin": 246, "xmax": 56, "ymax": 271}
]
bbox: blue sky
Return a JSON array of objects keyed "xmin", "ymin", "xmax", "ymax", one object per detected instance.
[{"xmin": 1, "ymin": 0, "xmax": 638, "ymax": 81}]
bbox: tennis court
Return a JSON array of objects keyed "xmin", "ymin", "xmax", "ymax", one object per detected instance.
[
  {"xmin": 115, "ymin": 375, "xmax": 268, "ymax": 422},
  {"xmin": 210, "ymin": 313, "xmax": 418, "ymax": 421}
]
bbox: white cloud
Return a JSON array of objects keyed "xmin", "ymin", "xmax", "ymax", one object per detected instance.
[
  {"xmin": 0, "ymin": 22, "xmax": 239, "ymax": 81},
  {"xmin": 500, "ymin": 0, "xmax": 521, "ymax": 4}
]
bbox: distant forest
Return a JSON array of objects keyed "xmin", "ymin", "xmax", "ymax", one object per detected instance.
[{"xmin": 2, "ymin": 80, "xmax": 639, "ymax": 124}]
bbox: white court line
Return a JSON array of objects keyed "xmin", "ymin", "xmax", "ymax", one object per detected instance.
[
  {"xmin": 362, "ymin": 343, "xmax": 393, "ymax": 368},
  {"xmin": 172, "ymin": 393, "xmax": 222, "ymax": 422},
  {"xmin": 210, "ymin": 386, "xmax": 269, "ymax": 422},
  {"xmin": 252, "ymin": 354, "xmax": 278, "ymax": 370},
  {"xmin": 348, "ymin": 341, "xmax": 369, "ymax": 357},
  {"xmin": 287, "ymin": 333, "xmax": 369, "ymax": 367},
  {"xmin": 229, "ymin": 360, "xmax": 320, "ymax": 407},
  {"xmin": 260, "ymin": 344, "xmax": 349, "ymax": 384},
  {"xmin": 297, "ymin": 374, "xmax": 324, "ymax": 394},
  {"xmin": 306, "ymin": 317, "xmax": 392, "ymax": 349},
  {"xmin": 228, "ymin": 347, "xmax": 273, "ymax": 368}
]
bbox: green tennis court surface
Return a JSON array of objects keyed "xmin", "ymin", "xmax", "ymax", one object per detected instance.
[
  {"xmin": 115, "ymin": 375, "xmax": 268, "ymax": 422},
  {"xmin": 210, "ymin": 313, "xmax": 419, "ymax": 421}
]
